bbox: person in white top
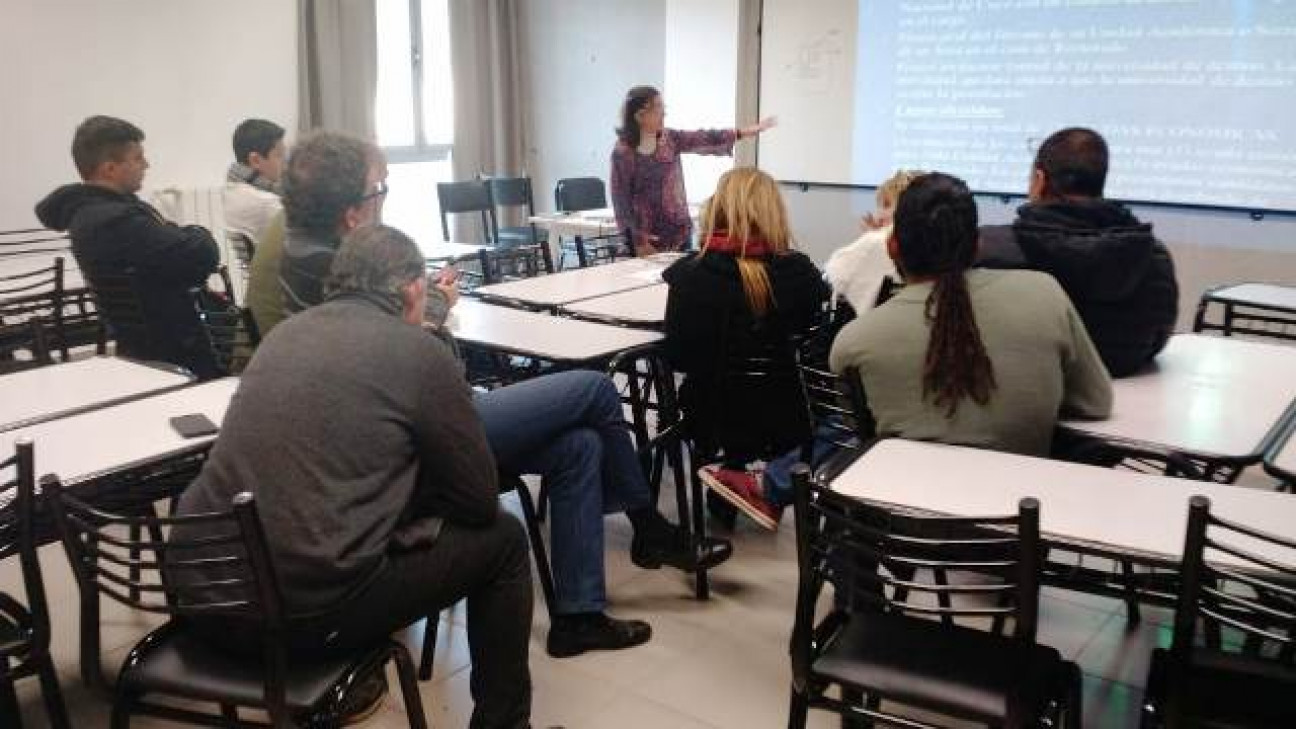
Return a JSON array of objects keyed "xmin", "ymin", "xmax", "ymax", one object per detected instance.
[
  {"xmin": 222, "ymin": 119, "xmax": 286, "ymax": 245},
  {"xmin": 822, "ymin": 169, "xmax": 922, "ymax": 312}
]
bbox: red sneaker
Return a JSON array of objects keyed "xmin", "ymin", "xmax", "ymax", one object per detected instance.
[{"xmin": 697, "ymin": 465, "xmax": 780, "ymax": 531}]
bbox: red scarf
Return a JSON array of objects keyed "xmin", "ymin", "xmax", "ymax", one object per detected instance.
[{"xmin": 704, "ymin": 231, "xmax": 773, "ymax": 258}]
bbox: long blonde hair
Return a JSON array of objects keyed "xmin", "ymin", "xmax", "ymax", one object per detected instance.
[{"xmin": 699, "ymin": 167, "xmax": 792, "ymax": 317}]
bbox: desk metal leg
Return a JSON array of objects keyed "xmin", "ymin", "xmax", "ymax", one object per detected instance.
[{"xmin": 575, "ymin": 236, "xmax": 590, "ymax": 268}]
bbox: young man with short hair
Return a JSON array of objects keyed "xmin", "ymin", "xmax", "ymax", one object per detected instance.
[
  {"xmin": 978, "ymin": 127, "xmax": 1179, "ymax": 377},
  {"xmin": 35, "ymin": 115, "xmax": 220, "ymax": 378},
  {"xmin": 222, "ymin": 118, "xmax": 285, "ymax": 244}
]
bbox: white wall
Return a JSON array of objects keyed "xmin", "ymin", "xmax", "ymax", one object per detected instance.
[
  {"xmin": 664, "ymin": 0, "xmax": 740, "ymax": 204},
  {"xmin": 518, "ymin": 0, "xmax": 666, "ymax": 211},
  {"xmin": 0, "ymin": 0, "xmax": 298, "ymax": 229}
]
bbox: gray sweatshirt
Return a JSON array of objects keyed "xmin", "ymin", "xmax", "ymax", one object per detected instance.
[
  {"xmin": 830, "ymin": 269, "xmax": 1112, "ymax": 457},
  {"xmin": 172, "ymin": 292, "xmax": 497, "ymax": 614}
]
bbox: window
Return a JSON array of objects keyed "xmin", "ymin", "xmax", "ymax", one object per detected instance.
[{"xmin": 376, "ymin": 0, "xmax": 454, "ymax": 246}]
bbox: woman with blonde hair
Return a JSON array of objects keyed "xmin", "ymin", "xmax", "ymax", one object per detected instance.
[
  {"xmin": 663, "ymin": 167, "xmax": 828, "ymax": 529},
  {"xmin": 823, "ymin": 169, "xmax": 923, "ymax": 312}
]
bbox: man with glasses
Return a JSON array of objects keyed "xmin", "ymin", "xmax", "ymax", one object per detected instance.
[{"xmin": 274, "ymin": 130, "xmax": 733, "ymax": 660}]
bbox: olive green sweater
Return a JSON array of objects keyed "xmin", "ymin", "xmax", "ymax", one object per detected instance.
[{"xmin": 829, "ymin": 269, "xmax": 1112, "ymax": 456}]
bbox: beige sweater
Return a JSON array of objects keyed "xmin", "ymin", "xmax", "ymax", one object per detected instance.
[{"xmin": 829, "ymin": 269, "xmax": 1112, "ymax": 456}]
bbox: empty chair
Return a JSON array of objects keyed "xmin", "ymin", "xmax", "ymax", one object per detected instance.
[
  {"xmin": 483, "ymin": 175, "xmax": 549, "ymax": 253},
  {"xmin": 554, "ymin": 177, "xmax": 626, "ymax": 269},
  {"xmin": 0, "ymin": 257, "xmax": 69, "ymax": 360},
  {"xmin": 437, "ymin": 180, "xmax": 497, "ymax": 246},
  {"xmin": 788, "ymin": 465, "xmax": 1082, "ymax": 728},
  {"xmin": 48, "ymin": 478, "xmax": 428, "ymax": 728},
  {"xmin": 0, "ymin": 439, "xmax": 71, "ymax": 729},
  {"xmin": 1141, "ymin": 495, "xmax": 1296, "ymax": 728}
]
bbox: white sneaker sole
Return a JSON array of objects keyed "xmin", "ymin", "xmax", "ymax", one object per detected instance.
[{"xmin": 697, "ymin": 468, "xmax": 778, "ymax": 531}]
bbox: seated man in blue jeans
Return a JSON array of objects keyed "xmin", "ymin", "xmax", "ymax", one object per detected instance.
[{"xmin": 273, "ymin": 131, "xmax": 731, "ymax": 656}]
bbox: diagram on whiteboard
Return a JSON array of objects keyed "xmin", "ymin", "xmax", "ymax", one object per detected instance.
[{"xmin": 785, "ymin": 30, "xmax": 845, "ymax": 95}]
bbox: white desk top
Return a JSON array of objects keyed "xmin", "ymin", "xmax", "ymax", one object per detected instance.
[
  {"xmin": 831, "ymin": 438, "xmax": 1296, "ymax": 568},
  {"xmin": 1208, "ymin": 283, "xmax": 1296, "ymax": 311},
  {"xmin": 449, "ymin": 299, "xmax": 662, "ymax": 362},
  {"xmin": 474, "ymin": 258, "xmax": 670, "ymax": 308},
  {"xmin": 0, "ymin": 357, "xmax": 193, "ymax": 432},
  {"xmin": 423, "ymin": 241, "xmax": 488, "ymax": 264},
  {"xmin": 560, "ymin": 284, "xmax": 667, "ymax": 326},
  {"xmin": 1059, "ymin": 334, "xmax": 1296, "ymax": 460},
  {"xmin": 4, "ymin": 378, "xmax": 238, "ymax": 486},
  {"xmin": 529, "ymin": 205, "xmax": 700, "ymax": 238}
]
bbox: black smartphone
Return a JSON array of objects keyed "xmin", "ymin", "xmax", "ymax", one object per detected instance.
[{"xmin": 169, "ymin": 413, "xmax": 219, "ymax": 438}]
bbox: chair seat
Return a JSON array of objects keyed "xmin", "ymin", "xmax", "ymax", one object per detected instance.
[
  {"xmin": 118, "ymin": 622, "xmax": 388, "ymax": 711},
  {"xmin": 1146, "ymin": 647, "xmax": 1296, "ymax": 727},
  {"xmin": 813, "ymin": 610, "xmax": 1066, "ymax": 722}
]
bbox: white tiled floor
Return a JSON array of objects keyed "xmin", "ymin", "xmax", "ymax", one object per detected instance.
[{"xmin": 8, "ymin": 466, "xmax": 1285, "ymax": 728}]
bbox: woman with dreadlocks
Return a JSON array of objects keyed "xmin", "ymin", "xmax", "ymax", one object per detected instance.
[{"xmin": 829, "ymin": 172, "xmax": 1112, "ymax": 456}]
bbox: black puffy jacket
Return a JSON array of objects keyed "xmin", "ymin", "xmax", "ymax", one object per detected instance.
[
  {"xmin": 663, "ymin": 250, "xmax": 829, "ymax": 458},
  {"xmin": 35, "ymin": 184, "xmax": 220, "ymax": 378},
  {"xmin": 978, "ymin": 199, "xmax": 1179, "ymax": 377}
]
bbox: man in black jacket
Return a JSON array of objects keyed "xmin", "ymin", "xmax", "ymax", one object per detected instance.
[
  {"xmin": 35, "ymin": 116, "xmax": 220, "ymax": 378},
  {"xmin": 978, "ymin": 127, "xmax": 1179, "ymax": 376}
]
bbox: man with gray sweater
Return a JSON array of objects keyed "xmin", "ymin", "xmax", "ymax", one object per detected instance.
[{"xmin": 175, "ymin": 226, "xmax": 533, "ymax": 727}]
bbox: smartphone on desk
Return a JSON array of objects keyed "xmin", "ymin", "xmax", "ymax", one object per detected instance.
[{"xmin": 169, "ymin": 413, "xmax": 219, "ymax": 439}]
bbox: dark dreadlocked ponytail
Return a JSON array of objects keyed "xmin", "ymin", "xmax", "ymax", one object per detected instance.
[{"xmin": 892, "ymin": 173, "xmax": 996, "ymax": 416}]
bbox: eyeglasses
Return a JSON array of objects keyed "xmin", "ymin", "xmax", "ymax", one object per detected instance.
[{"xmin": 358, "ymin": 181, "xmax": 389, "ymax": 203}]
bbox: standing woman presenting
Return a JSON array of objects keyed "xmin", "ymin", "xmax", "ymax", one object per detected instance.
[{"xmin": 610, "ymin": 85, "xmax": 776, "ymax": 255}]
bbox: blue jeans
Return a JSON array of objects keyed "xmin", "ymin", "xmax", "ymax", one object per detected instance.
[{"xmin": 474, "ymin": 370, "xmax": 651, "ymax": 614}]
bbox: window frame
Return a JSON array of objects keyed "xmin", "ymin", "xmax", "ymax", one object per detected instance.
[{"xmin": 379, "ymin": 0, "xmax": 452, "ymax": 164}]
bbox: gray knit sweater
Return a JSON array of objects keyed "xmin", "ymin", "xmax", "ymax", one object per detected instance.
[{"xmin": 172, "ymin": 292, "xmax": 498, "ymax": 614}]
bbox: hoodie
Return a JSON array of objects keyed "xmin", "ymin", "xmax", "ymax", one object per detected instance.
[
  {"xmin": 978, "ymin": 199, "xmax": 1179, "ymax": 377},
  {"xmin": 35, "ymin": 183, "xmax": 221, "ymax": 377}
]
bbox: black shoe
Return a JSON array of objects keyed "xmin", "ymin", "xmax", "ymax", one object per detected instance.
[
  {"xmin": 630, "ymin": 523, "xmax": 733, "ymax": 573},
  {"xmin": 546, "ymin": 612, "xmax": 652, "ymax": 658},
  {"xmin": 339, "ymin": 667, "xmax": 388, "ymax": 725}
]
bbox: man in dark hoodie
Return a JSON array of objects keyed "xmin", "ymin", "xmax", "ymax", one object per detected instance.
[
  {"xmin": 35, "ymin": 116, "xmax": 220, "ymax": 377},
  {"xmin": 978, "ymin": 127, "xmax": 1179, "ymax": 377}
]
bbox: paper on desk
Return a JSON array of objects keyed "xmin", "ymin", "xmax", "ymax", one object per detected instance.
[{"xmin": 626, "ymin": 268, "xmax": 665, "ymax": 283}]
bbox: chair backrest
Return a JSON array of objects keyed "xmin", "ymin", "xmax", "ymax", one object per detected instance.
[
  {"xmin": 227, "ymin": 231, "xmax": 257, "ymax": 271},
  {"xmin": 0, "ymin": 317, "xmax": 54, "ymax": 375},
  {"xmin": 791, "ymin": 463, "xmax": 1042, "ymax": 637},
  {"xmin": 795, "ymin": 313, "xmax": 875, "ymax": 461},
  {"xmin": 85, "ymin": 268, "xmax": 151, "ymax": 355},
  {"xmin": 555, "ymin": 177, "xmax": 608, "ymax": 213},
  {"xmin": 484, "ymin": 175, "xmax": 536, "ymax": 212},
  {"xmin": 0, "ymin": 439, "xmax": 55, "ymax": 661},
  {"xmin": 1170, "ymin": 496, "xmax": 1296, "ymax": 677},
  {"xmin": 0, "ymin": 257, "xmax": 66, "ymax": 357},
  {"xmin": 480, "ymin": 245, "xmax": 548, "ymax": 285},
  {"xmin": 192, "ymin": 266, "xmax": 261, "ymax": 375},
  {"xmin": 437, "ymin": 180, "xmax": 498, "ymax": 245}
]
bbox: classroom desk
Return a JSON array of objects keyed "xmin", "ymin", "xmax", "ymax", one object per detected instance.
[
  {"xmin": 474, "ymin": 257, "xmax": 670, "ymax": 310},
  {"xmin": 1194, "ymin": 282, "xmax": 1296, "ymax": 340},
  {"xmin": 559, "ymin": 283, "xmax": 668, "ymax": 328},
  {"xmin": 1265, "ymin": 425, "xmax": 1296, "ymax": 487},
  {"xmin": 826, "ymin": 438, "xmax": 1296, "ymax": 593},
  {"xmin": 449, "ymin": 298, "xmax": 662, "ymax": 363},
  {"xmin": 0, "ymin": 357, "xmax": 193, "ymax": 433},
  {"xmin": 1058, "ymin": 334, "xmax": 1296, "ymax": 481},
  {"xmin": 423, "ymin": 241, "xmax": 489, "ymax": 265},
  {"xmin": 530, "ymin": 206, "xmax": 699, "ymax": 267},
  {"xmin": 4, "ymin": 377, "xmax": 236, "ymax": 490}
]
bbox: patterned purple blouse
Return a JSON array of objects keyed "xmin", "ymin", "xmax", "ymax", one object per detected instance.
[{"xmin": 610, "ymin": 128, "xmax": 738, "ymax": 251}]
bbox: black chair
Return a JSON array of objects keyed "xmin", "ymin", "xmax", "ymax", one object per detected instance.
[
  {"xmin": 192, "ymin": 266, "xmax": 261, "ymax": 375},
  {"xmin": 554, "ymin": 177, "xmax": 625, "ymax": 269},
  {"xmin": 85, "ymin": 269, "xmax": 152, "ymax": 358},
  {"xmin": 0, "ymin": 439, "xmax": 71, "ymax": 729},
  {"xmin": 788, "ymin": 465, "xmax": 1082, "ymax": 728},
  {"xmin": 1141, "ymin": 495, "xmax": 1296, "ymax": 728},
  {"xmin": 0, "ymin": 257, "xmax": 69, "ymax": 360},
  {"xmin": 48, "ymin": 477, "xmax": 428, "ymax": 728},
  {"xmin": 227, "ymin": 232, "xmax": 256, "ymax": 281},
  {"xmin": 1193, "ymin": 283, "xmax": 1296, "ymax": 342},
  {"xmin": 0, "ymin": 318, "xmax": 53, "ymax": 375},
  {"xmin": 483, "ymin": 175, "xmax": 550, "ymax": 252},
  {"xmin": 437, "ymin": 180, "xmax": 498, "ymax": 247},
  {"xmin": 418, "ymin": 472, "xmax": 556, "ymax": 681}
]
